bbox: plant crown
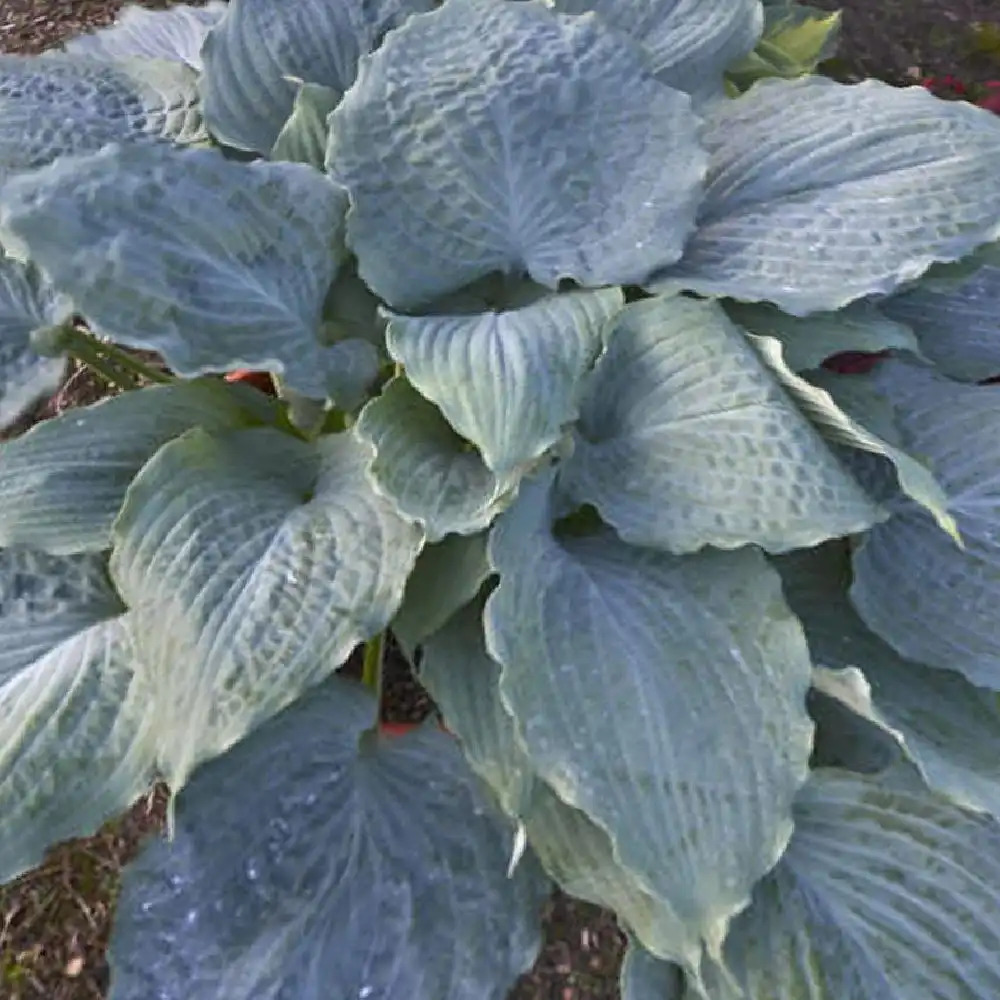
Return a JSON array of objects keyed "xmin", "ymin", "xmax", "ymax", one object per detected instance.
[{"xmin": 2, "ymin": 1, "xmax": 1000, "ymax": 998}]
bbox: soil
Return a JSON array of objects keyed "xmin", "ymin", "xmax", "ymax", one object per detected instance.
[{"xmin": 1, "ymin": 1, "xmax": 999, "ymax": 998}]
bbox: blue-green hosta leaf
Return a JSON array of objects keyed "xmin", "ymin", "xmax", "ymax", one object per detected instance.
[
  {"xmin": 807, "ymin": 666, "xmax": 905, "ymax": 775},
  {"xmin": 646, "ymin": 769, "xmax": 1000, "ymax": 999},
  {"xmin": 484, "ymin": 470, "xmax": 815, "ymax": 977},
  {"xmin": 897, "ymin": 239, "xmax": 1000, "ymax": 295},
  {"xmin": 326, "ymin": 0, "xmax": 707, "ymax": 309},
  {"xmin": 355, "ymin": 378, "xmax": 514, "ymax": 542},
  {"xmin": 420, "ymin": 596, "xmax": 536, "ymax": 818},
  {"xmin": 621, "ymin": 936, "xmax": 684, "ymax": 1000},
  {"xmin": 320, "ymin": 263, "xmax": 387, "ymax": 350},
  {"xmin": 270, "ymin": 81, "xmax": 340, "ymax": 169},
  {"xmin": 749, "ymin": 336, "xmax": 957, "ymax": 539},
  {"xmin": 849, "ymin": 359, "xmax": 1000, "ymax": 688},
  {"xmin": 0, "ymin": 54, "xmax": 205, "ymax": 185},
  {"xmin": 108, "ymin": 676, "xmax": 548, "ymax": 1000},
  {"xmin": 549, "ymin": 0, "xmax": 763, "ymax": 103},
  {"xmin": 109, "ymin": 426, "xmax": 424, "ymax": 791},
  {"xmin": 0, "ymin": 253, "xmax": 71, "ymax": 431},
  {"xmin": 880, "ymin": 261, "xmax": 1000, "ymax": 382},
  {"xmin": 0, "ymin": 547, "xmax": 155, "ymax": 883},
  {"xmin": 421, "ymin": 596, "xmax": 713, "ymax": 967},
  {"xmin": 0, "ymin": 380, "xmax": 278, "ymax": 555},
  {"xmin": 63, "ymin": 2, "xmax": 227, "ymax": 71},
  {"xmin": 321, "ymin": 338, "xmax": 380, "ymax": 411},
  {"xmin": 200, "ymin": 0, "xmax": 433, "ymax": 154},
  {"xmin": 777, "ymin": 543, "xmax": 1000, "ymax": 818},
  {"xmin": 392, "ymin": 532, "xmax": 490, "ymax": 659},
  {"xmin": 560, "ymin": 295, "xmax": 882, "ymax": 555},
  {"xmin": 646, "ymin": 76, "xmax": 1000, "ymax": 315},
  {"xmin": 725, "ymin": 299, "xmax": 919, "ymax": 373},
  {"xmin": 0, "ymin": 142, "xmax": 348, "ymax": 400},
  {"xmin": 386, "ymin": 288, "xmax": 622, "ymax": 476}
]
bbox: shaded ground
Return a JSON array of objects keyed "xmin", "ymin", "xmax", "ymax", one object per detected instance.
[{"xmin": 1, "ymin": 0, "xmax": 999, "ymax": 997}]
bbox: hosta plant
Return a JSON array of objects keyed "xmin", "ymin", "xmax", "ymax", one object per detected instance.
[{"xmin": 4, "ymin": 1, "xmax": 1000, "ymax": 998}]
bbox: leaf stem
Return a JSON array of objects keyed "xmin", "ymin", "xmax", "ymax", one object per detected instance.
[
  {"xmin": 90, "ymin": 336, "xmax": 173, "ymax": 385},
  {"xmin": 61, "ymin": 331, "xmax": 139, "ymax": 391},
  {"xmin": 361, "ymin": 630, "xmax": 385, "ymax": 698},
  {"xmin": 61, "ymin": 326, "xmax": 173, "ymax": 388}
]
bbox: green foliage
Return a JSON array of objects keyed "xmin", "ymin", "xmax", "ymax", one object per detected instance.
[{"xmin": 2, "ymin": 1, "xmax": 1000, "ymax": 998}]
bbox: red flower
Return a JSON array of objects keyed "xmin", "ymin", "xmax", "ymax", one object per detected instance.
[
  {"xmin": 922, "ymin": 75, "xmax": 967, "ymax": 95},
  {"xmin": 821, "ymin": 351, "xmax": 890, "ymax": 375},
  {"xmin": 978, "ymin": 92, "xmax": 1000, "ymax": 113},
  {"xmin": 224, "ymin": 369, "xmax": 277, "ymax": 395}
]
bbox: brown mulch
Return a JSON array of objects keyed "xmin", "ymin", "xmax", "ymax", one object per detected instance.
[{"xmin": 1, "ymin": 0, "xmax": 999, "ymax": 998}]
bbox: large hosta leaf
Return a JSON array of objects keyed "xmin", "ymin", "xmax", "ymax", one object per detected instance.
[
  {"xmin": 777, "ymin": 543, "xmax": 1000, "ymax": 819},
  {"xmin": 725, "ymin": 299, "xmax": 919, "ymax": 373},
  {"xmin": 386, "ymin": 288, "xmax": 622, "ymax": 476},
  {"xmin": 484, "ymin": 470, "xmax": 815, "ymax": 976},
  {"xmin": 0, "ymin": 380, "xmax": 278, "ymax": 555},
  {"xmin": 63, "ymin": 2, "xmax": 227, "ymax": 71},
  {"xmin": 849, "ymin": 359, "xmax": 1000, "ymax": 688},
  {"xmin": 634, "ymin": 769, "xmax": 1000, "ymax": 999},
  {"xmin": 421, "ymin": 596, "xmax": 715, "ymax": 970},
  {"xmin": 0, "ymin": 54, "xmax": 205, "ymax": 184},
  {"xmin": 749, "ymin": 336, "xmax": 957, "ymax": 538},
  {"xmin": 200, "ymin": 0, "xmax": 433, "ymax": 154},
  {"xmin": 549, "ymin": 0, "xmax": 763, "ymax": 102},
  {"xmin": 0, "ymin": 547, "xmax": 155, "ymax": 883},
  {"xmin": 0, "ymin": 252, "xmax": 71, "ymax": 432},
  {"xmin": 108, "ymin": 676, "xmax": 548, "ymax": 1000},
  {"xmin": 355, "ymin": 379, "xmax": 514, "ymax": 542},
  {"xmin": 560, "ymin": 295, "xmax": 881, "ymax": 555},
  {"xmin": 880, "ymin": 261, "xmax": 1000, "ymax": 382},
  {"xmin": 326, "ymin": 0, "xmax": 706, "ymax": 309},
  {"xmin": 0, "ymin": 143, "xmax": 347, "ymax": 399},
  {"xmin": 109, "ymin": 426, "xmax": 424, "ymax": 790},
  {"xmin": 646, "ymin": 76, "xmax": 1000, "ymax": 315}
]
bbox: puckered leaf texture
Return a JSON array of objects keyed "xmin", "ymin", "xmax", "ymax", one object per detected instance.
[
  {"xmin": 849, "ymin": 359, "xmax": 1000, "ymax": 689},
  {"xmin": 0, "ymin": 252, "xmax": 70, "ymax": 432},
  {"xmin": 326, "ymin": 0, "xmax": 707, "ymax": 308},
  {"xmin": 109, "ymin": 426, "xmax": 424, "ymax": 792},
  {"xmin": 625, "ymin": 769, "xmax": 1000, "ymax": 1000},
  {"xmin": 0, "ymin": 380, "xmax": 278, "ymax": 555},
  {"xmin": 559, "ymin": 295, "xmax": 883, "ymax": 554},
  {"xmin": 548, "ymin": 0, "xmax": 763, "ymax": 102},
  {"xmin": 0, "ymin": 547, "xmax": 155, "ymax": 883},
  {"xmin": 647, "ymin": 76, "xmax": 1000, "ymax": 314},
  {"xmin": 0, "ymin": 53, "xmax": 205, "ymax": 185},
  {"xmin": 200, "ymin": 0, "xmax": 433, "ymax": 154},
  {"xmin": 108, "ymin": 676, "xmax": 549, "ymax": 1000},
  {"xmin": 0, "ymin": 143, "xmax": 348, "ymax": 399}
]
